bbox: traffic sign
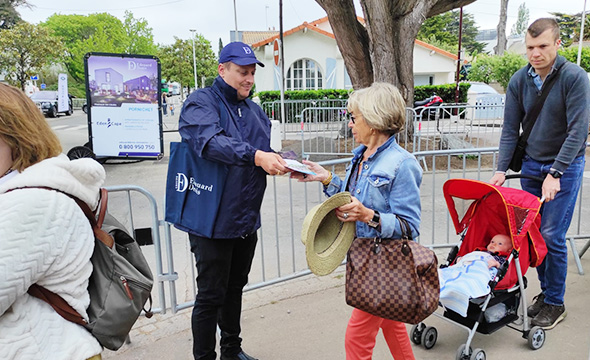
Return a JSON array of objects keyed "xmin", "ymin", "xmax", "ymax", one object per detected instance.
[
  {"xmin": 273, "ymin": 39, "xmax": 281, "ymax": 66},
  {"xmin": 40, "ymin": 83, "xmax": 46, "ymax": 89},
  {"xmin": 31, "ymin": 75, "xmax": 39, "ymax": 81}
]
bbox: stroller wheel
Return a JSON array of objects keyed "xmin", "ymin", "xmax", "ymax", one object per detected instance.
[
  {"xmin": 527, "ymin": 326, "xmax": 546, "ymax": 350},
  {"xmin": 456, "ymin": 344, "xmax": 472, "ymax": 360},
  {"xmin": 410, "ymin": 323, "xmax": 425, "ymax": 345},
  {"xmin": 470, "ymin": 348, "xmax": 486, "ymax": 360},
  {"xmin": 421, "ymin": 326, "xmax": 438, "ymax": 350}
]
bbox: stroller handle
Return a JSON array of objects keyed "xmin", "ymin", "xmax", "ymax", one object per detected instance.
[
  {"xmin": 504, "ymin": 174, "xmax": 546, "ymax": 203},
  {"xmin": 504, "ymin": 174, "xmax": 545, "ymax": 182}
]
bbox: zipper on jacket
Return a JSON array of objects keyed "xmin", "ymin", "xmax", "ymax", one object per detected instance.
[{"xmin": 238, "ymin": 108, "xmax": 242, "ymax": 117}]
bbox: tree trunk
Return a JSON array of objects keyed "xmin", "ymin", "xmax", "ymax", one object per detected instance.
[
  {"xmin": 316, "ymin": 0, "xmax": 475, "ymax": 104},
  {"xmin": 315, "ymin": 0, "xmax": 373, "ymax": 89},
  {"xmin": 495, "ymin": 0, "xmax": 509, "ymax": 55},
  {"xmin": 315, "ymin": 0, "xmax": 475, "ymax": 139}
]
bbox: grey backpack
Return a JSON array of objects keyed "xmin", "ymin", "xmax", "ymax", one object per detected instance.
[{"xmin": 28, "ymin": 188, "xmax": 154, "ymax": 350}]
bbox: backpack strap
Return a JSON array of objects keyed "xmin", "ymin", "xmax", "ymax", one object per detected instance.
[{"xmin": 14, "ymin": 187, "xmax": 113, "ymax": 324}]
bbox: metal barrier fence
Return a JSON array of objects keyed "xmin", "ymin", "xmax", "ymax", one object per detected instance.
[
  {"xmin": 155, "ymin": 146, "xmax": 589, "ymax": 313},
  {"xmin": 294, "ymin": 103, "xmax": 505, "ymax": 160},
  {"xmin": 112, "ymin": 103, "xmax": 589, "ymax": 315},
  {"xmin": 104, "ymin": 185, "xmax": 172, "ymax": 315},
  {"xmin": 261, "ymin": 99, "xmax": 348, "ymax": 127}
]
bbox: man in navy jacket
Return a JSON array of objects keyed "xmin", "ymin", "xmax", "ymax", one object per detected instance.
[
  {"xmin": 179, "ymin": 42, "xmax": 288, "ymax": 360},
  {"xmin": 490, "ymin": 18, "xmax": 590, "ymax": 330}
]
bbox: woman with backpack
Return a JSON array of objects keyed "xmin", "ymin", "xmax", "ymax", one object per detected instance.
[{"xmin": 0, "ymin": 83, "xmax": 105, "ymax": 360}]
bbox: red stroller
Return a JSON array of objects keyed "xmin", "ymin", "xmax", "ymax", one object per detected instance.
[{"xmin": 410, "ymin": 178, "xmax": 548, "ymax": 360}]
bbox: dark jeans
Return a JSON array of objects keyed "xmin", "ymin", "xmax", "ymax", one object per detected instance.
[
  {"xmin": 520, "ymin": 154, "xmax": 585, "ymax": 305},
  {"xmin": 189, "ymin": 232, "xmax": 258, "ymax": 360}
]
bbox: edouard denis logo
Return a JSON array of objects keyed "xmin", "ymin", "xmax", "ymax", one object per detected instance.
[{"xmin": 175, "ymin": 173, "xmax": 213, "ymax": 195}]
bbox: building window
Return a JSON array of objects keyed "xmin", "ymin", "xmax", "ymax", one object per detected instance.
[
  {"xmin": 286, "ymin": 59, "xmax": 323, "ymax": 90},
  {"xmin": 105, "ymin": 72, "xmax": 111, "ymax": 82}
]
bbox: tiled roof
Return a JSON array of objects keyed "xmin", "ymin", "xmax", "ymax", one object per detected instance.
[{"xmin": 241, "ymin": 31, "xmax": 280, "ymax": 46}]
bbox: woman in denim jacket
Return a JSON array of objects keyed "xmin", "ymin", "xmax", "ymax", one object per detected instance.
[{"xmin": 292, "ymin": 82, "xmax": 422, "ymax": 359}]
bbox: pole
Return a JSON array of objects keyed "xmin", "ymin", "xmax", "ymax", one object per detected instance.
[
  {"xmin": 233, "ymin": 0, "xmax": 239, "ymax": 42},
  {"xmin": 455, "ymin": 7, "xmax": 464, "ymax": 105},
  {"xmin": 279, "ymin": 0, "xmax": 286, "ymax": 140},
  {"xmin": 577, "ymin": 0, "xmax": 587, "ymax": 66},
  {"xmin": 190, "ymin": 29, "xmax": 198, "ymax": 91}
]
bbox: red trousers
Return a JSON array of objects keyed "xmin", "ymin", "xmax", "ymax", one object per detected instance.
[{"xmin": 345, "ymin": 308, "xmax": 415, "ymax": 360}]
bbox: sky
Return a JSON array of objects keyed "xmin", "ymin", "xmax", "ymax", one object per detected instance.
[{"xmin": 17, "ymin": 0, "xmax": 589, "ymax": 47}]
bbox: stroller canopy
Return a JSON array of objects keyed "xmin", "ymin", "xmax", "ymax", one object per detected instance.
[{"xmin": 443, "ymin": 179, "xmax": 547, "ymax": 289}]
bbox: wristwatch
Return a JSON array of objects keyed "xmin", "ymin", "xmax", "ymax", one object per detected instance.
[
  {"xmin": 367, "ymin": 210, "xmax": 380, "ymax": 228},
  {"xmin": 549, "ymin": 168, "xmax": 563, "ymax": 179}
]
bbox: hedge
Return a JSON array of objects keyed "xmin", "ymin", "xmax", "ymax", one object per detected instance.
[{"xmin": 257, "ymin": 83, "xmax": 470, "ymax": 104}]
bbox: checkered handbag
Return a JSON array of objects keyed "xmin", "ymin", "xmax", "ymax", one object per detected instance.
[{"xmin": 345, "ymin": 217, "xmax": 440, "ymax": 324}]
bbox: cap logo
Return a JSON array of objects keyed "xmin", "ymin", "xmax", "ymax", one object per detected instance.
[{"xmin": 243, "ymin": 47, "xmax": 252, "ymax": 54}]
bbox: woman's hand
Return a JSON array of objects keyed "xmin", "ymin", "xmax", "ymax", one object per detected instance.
[
  {"xmin": 289, "ymin": 159, "xmax": 330, "ymax": 183},
  {"xmin": 335, "ymin": 196, "xmax": 372, "ymax": 223}
]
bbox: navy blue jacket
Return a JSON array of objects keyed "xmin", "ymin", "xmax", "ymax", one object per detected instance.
[{"xmin": 179, "ymin": 76, "xmax": 271, "ymax": 238}]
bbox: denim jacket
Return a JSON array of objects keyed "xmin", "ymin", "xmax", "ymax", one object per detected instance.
[{"xmin": 324, "ymin": 136, "xmax": 422, "ymax": 239}]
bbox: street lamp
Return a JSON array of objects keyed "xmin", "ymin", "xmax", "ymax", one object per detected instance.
[{"xmin": 190, "ymin": 29, "xmax": 198, "ymax": 90}]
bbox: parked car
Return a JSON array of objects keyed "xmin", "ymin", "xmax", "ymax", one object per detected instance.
[
  {"xmin": 29, "ymin": 91, "xmax": 73, "ymax": 117},
  {"xmin": 466, "ymin": 82, "xmax": 505, "ymax": 107}
]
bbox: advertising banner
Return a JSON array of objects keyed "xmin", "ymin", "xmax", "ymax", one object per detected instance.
[
  {"xmin": 57, "ymin": 73, "xmax": 68, "ymax": 112},
  {"xmin": 84, "ymin": 53, "xmax": 163, "ymax": 159}
]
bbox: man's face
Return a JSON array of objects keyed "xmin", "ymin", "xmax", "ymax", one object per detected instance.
[
  {"xmin": 219, "ymin": 62, "xmax": 256, "ymax": 101},
  {"xmin": 525, "ymin": 28, "xmax": 561, "ymax": 74}
]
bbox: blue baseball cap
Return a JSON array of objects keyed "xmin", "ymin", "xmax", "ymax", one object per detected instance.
[{"xmin": 219, "ymin": 42, "xmax": 265, "ymax": 67}]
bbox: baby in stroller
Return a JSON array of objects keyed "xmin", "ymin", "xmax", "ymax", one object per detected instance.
[
  {"xmin": 411, "ymin": 178, "xmax": 549, "ymax": 358},
  {"xmin": 439, "ymin": 234, "xmax": 513, "ymax": 317}
]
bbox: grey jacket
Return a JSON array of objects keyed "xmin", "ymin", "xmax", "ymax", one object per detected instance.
[{"xmin": 498, "ymin": 55, "xmax": 590, "ymax": 173}]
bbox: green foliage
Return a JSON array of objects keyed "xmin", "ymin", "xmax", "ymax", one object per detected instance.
[
  {"xmin": 0, "ymin": 22, "xmax": 64, "ymax": 90},
  {"xmin": 43, "ymin": 13, "xmax": 127, "ymax": 83},
  {"xmin": 157, "ymin": 33, "xmax": 217, "ymax": 90},
  {"xmin": 418, "ymin": 10, "xmax": 484, "ymax": 56},
  {"xmin": 559, "ymin": 47, "xmax": 590, "ymax": 72},
  {"xmin": 257, "ymin": 84, "xmax": 469, "ymax": 104},
  {"xmin": 494, "ymin": 52, "xmax": 528, "ymax": 89},
  {"xmin": 123, "ymin": 11, "xmax": 157, "ymax": 55},
  {"xmin": 468, "ymin": 54, "xmax": 497, "ymax": 84},
  {"xmin": 43, "ymin": 12, "xmax": 157, "ymax": 83},
  {"xmin": 510, "ymin": 3, "xmax": 529, "ymax": 36},
  {"xmin": 413, "ymin": 83, "xmax": 470, "ymax": 103},
  {"xmin": 468, "ymin": 52, "xmax": 527, "ymax": 89},
  {"xmin": 256, "ymin": 89, "xmax": 351, "ymax": 103},
  {"xmin": 0, "ymin": 0, "xmax": 29, "ymax": 29},
  {"xmin": 551, "ymin": 12, "xmax": 590, "ymax": 47}
]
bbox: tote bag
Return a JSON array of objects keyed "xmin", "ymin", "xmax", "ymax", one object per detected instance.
[
  {"xmin": 165, "ymin": 92, "xmax": 231, "ymax": 238},
  {"xmin": 165, "ymin": 141, "xmax": 228, "ymax": 238}
]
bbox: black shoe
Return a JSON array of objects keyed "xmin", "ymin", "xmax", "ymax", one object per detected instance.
[
  {"xmin": 531, "ymin": 303, "xmax": 567, "ymax": 329},
  {"xmin": 527, "ymin": 292, "xmax": 545, "ymax": 317},
  {"xmin": 220, "ymin": 351, "xmax": 259, "ymax": 360}
]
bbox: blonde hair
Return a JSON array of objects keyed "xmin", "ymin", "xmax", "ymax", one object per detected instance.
[
  {"xmin": 0, "ymin": 83, "xmax": 62, "ymax": 171},
  {"xmin": 347, "ymin": 82, "xmax": 406, "ymax": 135}
]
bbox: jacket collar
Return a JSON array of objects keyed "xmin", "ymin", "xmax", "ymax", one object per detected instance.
[
  {"xmin": 351, "ymin": 135, "xmax": 397, "ymax": 161},
  {"xmin": 213, "ymin": 76, "xmax": 251, "ymax": 105}
]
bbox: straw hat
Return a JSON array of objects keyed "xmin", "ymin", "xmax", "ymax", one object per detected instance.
[{"xmin": 301, "ymin": 192, "xmax": 356, "ymax": 276}]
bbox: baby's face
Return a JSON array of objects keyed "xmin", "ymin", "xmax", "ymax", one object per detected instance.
[{"xmin": 488, "ymin": 235, "xmax": 512, "ymax": 253}]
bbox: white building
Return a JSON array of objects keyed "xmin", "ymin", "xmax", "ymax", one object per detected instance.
[{"xmin": 235, "ymin": 17, "xmax": 459, "ymax": 92}]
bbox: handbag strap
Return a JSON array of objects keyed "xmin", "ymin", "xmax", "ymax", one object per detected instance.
[
  {"xmin": 396, "ymin": 215, "xmax": 413, "ymax": 241},
  {"xmin": 517, "ymin": 61, "xmax": 566, "ymax": 147}
]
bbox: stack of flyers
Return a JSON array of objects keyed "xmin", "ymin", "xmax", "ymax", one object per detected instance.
[{"xmin": 283, "ymin": 159, "xmax": 316, "ymax": 175}]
